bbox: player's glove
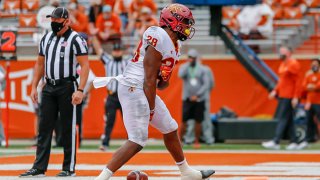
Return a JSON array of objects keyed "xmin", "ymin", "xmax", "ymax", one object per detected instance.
[
  {"xmin": 149, "ymin": 109, "xmax": 155, "ymax": 121},
  {"xmin": 159, "ymin": 65, "xmax": 172, "ymax": 82}
]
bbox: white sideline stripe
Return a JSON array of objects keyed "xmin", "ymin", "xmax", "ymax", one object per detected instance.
[
  {"xmin": 0, "ymin": 177, "xmax": 318, "ymax": 180},
  {"xmin": 1, "ymin": 163, "xmax": 320, "ymax": 176},
  {"xmin": 1, "ymin": 149, "xmax": 320, "ymax": 154},
  {"xmin": 70, "ymin": 82, "xmax": 77, "ymax": 171},
  {"xmin": 0, "ymin": 177, "xmax": 319, "ymax": 180}
]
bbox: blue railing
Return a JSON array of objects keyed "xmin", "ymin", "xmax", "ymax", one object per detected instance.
[{"xmin": 223, "ymin": 26, "xmax": 279, "ymax": 82}]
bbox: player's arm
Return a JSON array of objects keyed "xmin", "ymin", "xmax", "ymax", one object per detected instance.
[
  {"xmin": 30, "ymin": 55, "xmax": 45, "ymax": 103},
  {"xmin": 143, "ymin": 45, "xmax": 162, "ymax": 111}
]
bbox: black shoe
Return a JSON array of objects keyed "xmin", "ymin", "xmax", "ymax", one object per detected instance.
[
  {"xmin": 19, "ymin": 168, "xmax": 45, "ymax": 177},
  {"xmin": 201, "ymin": 170, "xmax": 215, "ymax": 179},
  {"xmin": 56, "ymin": 170, "xmax": 76, "ymax": 177}
]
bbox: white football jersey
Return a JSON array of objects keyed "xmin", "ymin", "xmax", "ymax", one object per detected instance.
[{"xmin": 118, "ymin": 26, "xmax": 181, "ymax": 88}]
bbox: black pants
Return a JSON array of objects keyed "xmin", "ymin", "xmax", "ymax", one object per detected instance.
[
  {"xmin": 304, "ymin": 104, "xmax": 320, "ymax": 142},
  {"xmin": 33, "ymin": 81, "xmax": 78, "ymax": 172},
  {"xmin": 273, "ymin": 98, "xmax": 297, "ymax": 144},
  {"xmin": 55, "ymin": 103, "xmax": 82, "ymax": 147},
  {"xmin": 102, "ymin": 93, "xmax": 122, "ymax": 146}
]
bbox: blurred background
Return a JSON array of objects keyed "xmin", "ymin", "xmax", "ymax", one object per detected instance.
[{"xmin": 0, "ymin": 0, "xmax": 320, "ymax": 149}]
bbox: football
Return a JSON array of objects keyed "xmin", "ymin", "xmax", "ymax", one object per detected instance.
[{"xmin": 127, "ymin": 170, "xmax": 148, "ymax": 180}]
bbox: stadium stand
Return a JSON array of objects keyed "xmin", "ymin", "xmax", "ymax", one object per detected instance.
[{"xmin": 0, "ymin": 0, "xmax": 319, "ymax": 55}]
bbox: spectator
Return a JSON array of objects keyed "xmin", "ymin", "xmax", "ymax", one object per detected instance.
[
  {"xmin": 104, "ymin": 0, "xmax": 116, "ymax": 8},
  {"xmin": 68, "ymin": 2, "xmax": 89, "ymax": 34},
  {"xmin": 113, "ymin": 0, "xmax": 131, "ymax": 30},
  {"xmin": 69, "ymin": 0, "xmax": 86, "ymax": 14},
  {"xmin": 178, "ymin": 49, "xmax": 210, "ymax": 148},
  {"xmin": 137, "ymin": 7, "xmax": 158, "ymax": 37},
  {"xmin": 0, "ymin": 65, "xmax": 6, "ymax": 147},
  {"xmin": 95, "ymin": 5, "xmax": 122, "ymax": 43},
  {"xmin": 127, "ymin": 6, "xmax": 157, "ymax": 37},
  {"xmin": 235, "ymin": 2, "xmax": 274, "ymax": 53},
  {"xmin": 183, "ymin": 50, "xmax": 215, "ymax": 145},
  {"xmin": 88, "ymin": 0, "xmax": 104, "ymax": 35},
  {"xmin": 297, "ymin": 58, "xmax": 320, "ymax": 149},
  {"xmin": 262, "ymin": 46, "xmax": 301, "ymax": 150},
  {"xmin": 129, "ymin": 0, "xmax": 157, "ymax": 15},
  {"xmin": 49, "ymin": 0, "xmax": 60, "ymax": 7},
  {"xmin": 126, "ymin": 0, "xmax": 157, "ymax": 34}
]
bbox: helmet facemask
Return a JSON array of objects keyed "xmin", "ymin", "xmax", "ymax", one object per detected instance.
[{"xmin": 173, "ymin": 14, "xmax": 195, "ymax": 41}]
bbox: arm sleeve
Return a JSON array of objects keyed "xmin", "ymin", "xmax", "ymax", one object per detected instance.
[
  {"xmin": 196, "ymin": 68, "xmax": 210, "ymax": 97},
  {"xmin": 73, "ymin": 35, "xmax": 88, "ymax": 56}
]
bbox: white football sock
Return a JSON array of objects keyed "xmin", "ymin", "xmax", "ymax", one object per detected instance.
[
  {"xmin": 176, "ymin": 159, "xmax": 202, "ymax": 180},
  {"xmin": 94, "ymin": 167, "xmax": 113, "ymax": 180}
]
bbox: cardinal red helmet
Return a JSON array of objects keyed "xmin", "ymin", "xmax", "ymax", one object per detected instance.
[{"xmin": 159, "ymin": 3, "xmax": 195, "ymax": 41}]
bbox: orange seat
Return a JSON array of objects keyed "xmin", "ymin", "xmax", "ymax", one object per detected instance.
[
  {"xmin": 281, "ymin": 0, "xmax": 301, "ymax": 6},
  {"xmin": 222, "ymin": 7, "xmax": 240, "ymax": 19},
  {"xmin": 22, "ymin": 0, "xmax": 39, "ymax": 12},
  {"xmin": 303, "ymin": 0, "xmax": 320, "ymax": 7},
  {"xmin": 19, "ymin": 13, "xmax": 37, "ymax": 27},
  {"xmin": 283, "ymin": 7, "xmax": 303, "ymax": 19},
  {"xmin": 264, "ymin": 0, "xmax": 281, "ymax": 6},
  {"xmin": 3, "ymin": 0, "xmax": 21, "ymax": 13},
  {"xmin": 18, "ymin": 13, "xmax": 38, "ymax": 35},
  {"xmin": 271, "ymin": 6, "xmax": 284, "ymax": 19}
]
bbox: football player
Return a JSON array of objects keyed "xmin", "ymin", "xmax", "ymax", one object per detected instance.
[{"xmin": 95, "ymin": 4, "xmax": 215, "ymax": 180}]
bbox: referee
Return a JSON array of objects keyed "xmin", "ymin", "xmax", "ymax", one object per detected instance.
[
  {"xmin": 20, "ymin": 7, "xmax": 89, "ymax": 177},
  {"xmin": 92, "ymin": 38, "xmax": 129, "ymax": 150}
]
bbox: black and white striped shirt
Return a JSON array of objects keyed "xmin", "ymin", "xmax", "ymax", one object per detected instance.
[
  {"xmin": 39, "ymin": 29, "xmax": 88, "ymax": 80},
  {"xmin": 101, "ymin": 53, "xmax": 129, "ymax": 93}
]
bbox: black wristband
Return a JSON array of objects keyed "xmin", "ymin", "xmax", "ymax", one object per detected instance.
[{"xmin": 77, "ymin": 89, "xmax": 84, "ymax": 93}]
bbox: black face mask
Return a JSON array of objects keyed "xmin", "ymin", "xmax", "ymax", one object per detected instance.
[
  {"xmin": 279, "ymin": 54, "xmax": 287, "ymax": 60},
  {"xmin": 190, "ymin": 60, "xmax": 196, "ymax": 67},
  {"xmin": 51, "ymin": 20, "xmax": 65, "ymax": 34},
  {"xmin": 177, "ymin": 32, "xmax": 187, "ymax": 41},
  {"xmin": 312, "ymin": 65, "xmax": 319, "ymax": 73},
  {"xmin": 113, "ymin": 56, "xmax": 122, "ymax": 61}
]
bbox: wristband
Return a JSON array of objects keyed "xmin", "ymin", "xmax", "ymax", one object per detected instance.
[{"xmin": 77, "ymin": 89, "xmax": 84, "ymax": 93}]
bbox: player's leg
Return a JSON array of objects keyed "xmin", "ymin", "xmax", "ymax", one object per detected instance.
[
  {"xmin": 95, "ymin": 85, "xmax": 150, "ymax": 180},
  {"xmin": 151, "ymin": 96, "xmax": 215, "ymax": 180}
]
